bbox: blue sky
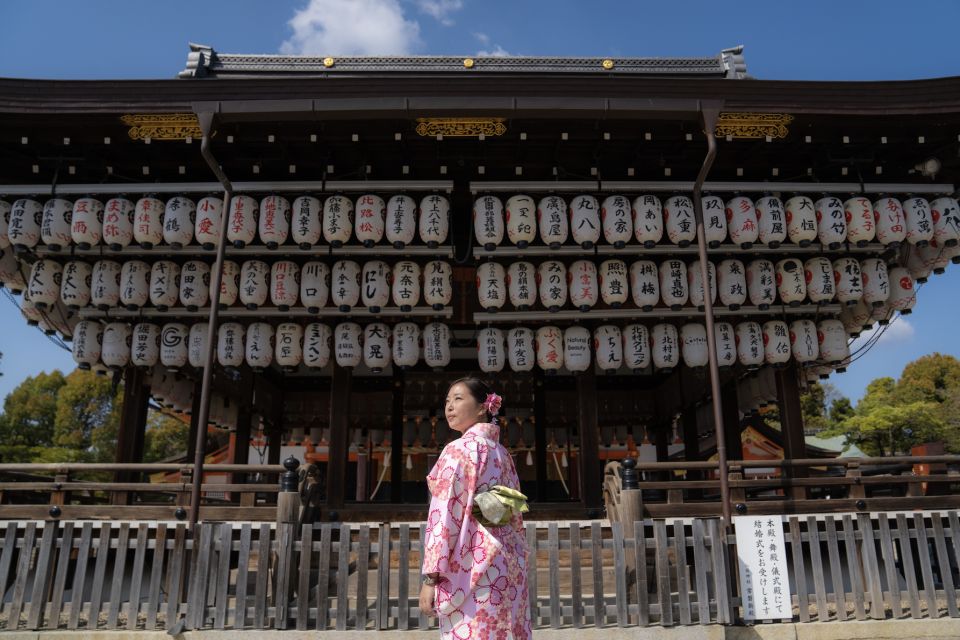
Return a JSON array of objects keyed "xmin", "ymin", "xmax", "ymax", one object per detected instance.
[{"xmin": 1, "ymin": 0, "xmax": 960, "ymax": 404}]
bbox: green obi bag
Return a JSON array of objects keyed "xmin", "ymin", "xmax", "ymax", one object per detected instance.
[{"xmin": 472, "ymin": 485, "xmax": 530, "ymax": 527}]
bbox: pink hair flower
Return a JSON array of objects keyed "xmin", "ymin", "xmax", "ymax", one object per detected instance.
[{"xmin": 483, "ymin": 392, "xmax": 503, "ymax": 417}]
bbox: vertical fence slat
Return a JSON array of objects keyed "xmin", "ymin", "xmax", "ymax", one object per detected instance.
[
  {"xmin": 823, "ymin": 516, "xmax": 847, "ymax": 621},
  {"xmin": 145, "ymin": 523, "xmax": 167, "ymax": 630},
  {"xmin": 274, "ymin": 522, "xmax": 295, "ymax": 629},
  {"xmin": 188, "ymin": 523, "xmax": 213, "ymax": 630},
  {"xmin": 163, "ymin": 524, "xmax": 188, "ymax": 631},
  {"xmin": 709, "ymin": 518, "xmax": 731, "ymax": 625},
  {"xmin": 418, "ymin": 523, "xmax": 429, "ymax": 630},
  {"xmin": 106, "ymin": 522, "xmax": 131, "ymax": 629},
  {"xmin": 548, "ymin": 522, "xmax": 561, "ymax": 628},
  {"xmin": 9, "ymin": 521, "xmax": 38, "ymax": 630},
  {"xmin": 26, "ymin": 519, "xmax": 57, "ymax": 630},
  {"xmin": 876, "ymin": 514, "xmax": 902, "ymax": 619},
  {"xmin": 895, "ymin": 514, "xmax": 922, "ymax": 619},
  {"xmin": 613, "ymin": 522, "xmax": 629, "ymax": 626},
  {"xmin": 316, "ymin": 524, "xmax": 332, "ymax": 631},
  {"xmin": 335, "ymin": 523, "xmax": 350, "ymax": 631},
  {"xmin": 398, "ymin": 524, "xmax": 410, "ymax": 630},
  {"xmin": 930, "ymin": 513, "xmax": 959, "ymax": 618},
  {"xmin": 356, "ymin": 524, "xmax": 370, "ymax": 630},
  {"xmin": 654, "ymin": 519, "xmax": 672, "ymax": 626},
  {"xmin": 214, "ymin": 523, "xmax": 234, "ymax": 630},
  {"xmin": 948, "ymin": 512, "xmax": 960, "ymax": 589},
  {"xmin": 591, "ymin": 521, "xmax": 605, "ymax": 627},
  {"xmin": 125, "ymin": 522, "xmax": 149, "ymax": 630},
  {"xmin": 233, "ymin": 524, "xmax": 252, "ymax": 629},
  {"xmin": 0, "ymin": 523, "xmax": 19, "ymax": 624},
  {"xmin": 857, "ymin": 513, "xmax": 885, "ymax": 620},
  {"xmin": 805, "ymin": 516, "xmax": 829, "ymax": 621},
  {"xmin": 672, "ymin": 520, "xmax": 690, "ymax": 625},
  {"xmin": 526, "ymin": 523, "xmax": 538, "ymax": 628},
  {"xmin": 376, "ymin": 524, "xmax": 390, "ymax": 630},
  {"xmin": 68, "ymin": 522, "xmax": 93, "ymax": 630},
  {"xmin": 789, "ymin": 516, "xmax": 809, "ymax": 623},
  {"xmin": 253, "ymin": 523, "xmax": 271, "ymax": 629},
  {"xmin": 913, "ymin": 513, "xmax": 939, "ymax": 618},
  {"xmin": 841, "ymin": 515, "xmax": 866, "ymax": 621},
  {"xmin": 570, "ymin": 523, "xmax": 583, "ymax": 628},
  {"xmin": 47, "ymin": 521, "xmax": 75, "ymax": 630},
  {"xmin": 692, "ymin": 519, "xmax": 710, "ymax": 625},
  {"xmin": 296, "ymin": 523, "xmax": 313, "ymax": 630}
]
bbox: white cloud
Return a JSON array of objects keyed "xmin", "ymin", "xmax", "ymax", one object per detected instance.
[
  {"xmin": 280, "ymin": 0, "xmax": 422, "ymax": 56},
  {"xmin": 850, "ymin": 316, "xmax": 915, "ymax": 351},
  {"xmin": 473, "ymin": 31, "xmax": 490, "ymax": 45},
  {"xmin": 416, "ymin": 0, "xmax": 463, "ymax": 26},
  {"xmin": 477, "ymin": 44, "xmax": 511, "ymax": 57}
]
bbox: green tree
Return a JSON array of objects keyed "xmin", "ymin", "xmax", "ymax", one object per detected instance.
[
  {"xmin": 821, "ymin": 400, "xmax": 946, "ymax": 457},
  {"xmin": 894, "ymin": 353, "xmax": 960, "ymax": 405},
  {"xmin": 0, "ymin": 370, "xmax": 66, "ymax": 461},
  {"xmin": 799, "ymin": 382, "xmax": 829, "ymax": 434},
  {"xmin": 41, "ymin": 370, "xmax": 123, "ymax": 463},
  {"xmin": 828, "ymin": 396, "xmax": 855, "ymax": 429},
  {"xmin": 144, "ymin": 409, "xmax": 190, "ymax": 462}
]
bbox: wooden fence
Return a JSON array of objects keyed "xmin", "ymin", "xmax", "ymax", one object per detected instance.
[{"xmin": 1, "ymin": 512, "xmax": 960, "ymax": 631}]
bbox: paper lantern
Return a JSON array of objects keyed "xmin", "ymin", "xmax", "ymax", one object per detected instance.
[
  {"xmin": 687, "ymin": 259, "xmax": 716, "ymax": 311},
  {"xmin": 599, "ymin": 259, "xmax": 628, "ymax": 308},
  {"xmin": 717, "ymin": 259, "xmax": 747, "ymax": 310},
  {"xmin": 160, "ymin": 323, "xmax": 189, "ymax": 370},
  {"xmin": 424, "ymin": 260, "xmax": 452, "ymax": 310},
  {"xmin": 659, "ymin": 259, "xmax": 688, "ymax": 310},
  {"xmin": 67, "ymin": 197, "xmax": 103, "ymax": 249},
  {"xmin": 392, "ymin": 260, "xmax": 421, "ymax": 311},
  {"xmin": 784, "ymin": 195, "xmax": 817, "ymax": 246},
  {"xmin": 233, "ymin": 261, "xmax": 264, "ymax": 310},
  {"xmin": 664, "ymin": 195, "xmax": 696, "ymax": 246},
  {"xmin": 133, "ymin": 196, "xmax": 164, "ymax": 248},
  {"xmin": 887, "ymin": 266, "xmax": 916, "ymax": 312},
  {"xmin": 844, "ymin": 196, "xmax": 875, "ymax": 247},
  {"xmin": 849, "ymin": 299, "xmax": 873, "ymax": 330},
  {"xmin": 715, "ymin": 322, "xmax": 737, "ymax": 368},
  {"xmin": 726, "ymin": 195, "xmax": 758, "ymax": 248},
  {"xmin": 385, "ymin": 194, "xmax": 416, "ymax": 249},
  {"xmin": 8, "ymin": 198, "xmax": 42, "ymax": 249},
  {"xmin": 300, "ymin": 261, "xmax": 330, "ymax": 312},
  {"xmin": 860, "ymin": 258, "xmax": 890, "ymax": 307},
  {"xmin": 568, "ymin": 259, "xmax": 598, "ymax": 311},
  {"xmin": 41, "ymin": 198, "xmax": 73, "ymax": 250},
  {"xmin": 537, "ymin": 195, "xmax": 568, "ymax": 248},
  {"xmin": 473, "ymin": 195, "xmax": 503, "ymax": 251},
  {"xmin": 735, "ymin": 321, "xmax": 764, "ymax": 368},
  {"xmin": 330, "ymin": 260, "xmax": 361, "ymax": 312},
  {"xmin": 27, "ymin": 259, "xmax": 61, "ymax": 309},
  {"xmin": 506, "ymin": 327, "xmax": 535, "ymax": 372},
  {"xmin": 217, "ymin": 322, "xmax": 245, "ymax": 368},
  {"xmin": 594, "ymin": 325, "xmax": 623, "ymax": 372},
  {"xmin": 930, "ymin": 196, "xmax": 960, "ymax": 247},
  {"xmin": 188, "ymin": 322, "xmax": 209, "ymax": 368},
  {"xmin": 323, "ymin": 195, "xmax": 353, "ymax": 247},
  {"xmin": 91, "ymin": 260, "xmax": 122, "ymax": 310},
  {"xmin": 804, "ymin": 256, "xmax": 835, "ymax": 304},
  {"xmin": 304, "ymin": 322, "xmax": 332, "ymax": 369},
  {"xmin": 762, "ymin": 320, "xmax": 791, "ymax": 366},
  {"xmin": 478, "ymin": 327, "xmax": 505, "ymax": 373},
  {"xmin": 258, "ymin": 195, "xmax": 290, "ymax": 249},
  {"xmin": 629, "ymin": 260, "xmax": 659, "ymax": 311},
  {"xmin": 601, "ymin": 195, "xmax": 632, "ymax": 248},
  {"xmin": 903, "ymin": 196, "xmax": 934, "ymax": 247},
  {"xmin": 267, "ymin": 260, "xmax": 298, "ymax": 310},
  {"xmin": 0, "ymin": 199, "xmax": 10, "ymax": 249},
  {"xmin": 392, "ymin": 322, "xmax": 420, "ymax": 369},
  {"xmin": 506, "ymin": 194, "xmax": 537, "ymax": 248},
  {"xmin": 72, "ymin": 320, "xmax": 103, "ymax": 370},
  {"xmin": 873, "ymin": 196, "xmax": 906, "ymax": 247},
  {"xmin": 680, "ymin": 323, "xmax": 708, "ymax": 368},
  {"xmin": 632, "ymin": 195, "xmax": 663, "ymax": 247},
  {"xmin": 622, "ymin": 324, "xmax": 650, "ymax": 372},
  {"xmin": 179, "ymin": 260, "xmax": 211, "ymax": 311},
  {"xmin": 128, "ymin": 322, "xmax": 158, "ymax": 369},
  {"xmin": 507, "ymin": 261, "xmax": 536, "ymax": 310},
  {"xmin": 815, "ymin": 196, "xmax": 847, "ymax": 249},
  {"xmin": 353, "ymin": 194, "xmax": 386, "ymax": 247},
  {"xmin": 274, "ymin": 322, "xmax": 303, "ymax": 371},
  {"xmin": 701, "ymin": 194, "xmax": 727, "ymax": 247},
  {"xmin": 755, "ymin": 195, "xmax": 787, "ymax": 248},
  {"xmin": 98, "ymin": 321, "xmax": 130, "ymax": 370},
  {"xmin": 423, "ymin": 322, "xmax": 451, "ymax": 370},
  {"xmin": 871, "ymin": 301, "xmax": 894, "ymax": 325},
  {"xmin": 358, "ymin": 260, "xmax": 390, "ymax": 313},
  {"xmin": 194, "ymin": 196, "xmax": 223, "ymax": 250},
  {"xmin": 245, "ymin": 322, "xmax": 274, "ymax": 371},
  {"xmin": 362, "ymin": 323, "xmax": 391, "ymax": 371},
  {"xmin": 569, "ymin": 195, "xmax": 601, "ymax": 249},
  {"xmin": 20, "ymin": 290, "xmax": 42, "ymax": 326},
  {"xmin": 60, "ymin": 260, "xmax": 92, "ymax": 309},
  {"xmin": 419, "ymin": 194, "xmax": 450, "ymax": 248},
  {"xmin": 477, "ymin": 261, "xmax": 506, "ymax": 311},
  {"xmin": 563, "ymin": 326, "xmax": 591, "ymax": 372},
  {"xmin": 120, "ymin": 259, "xmax": 151, "ymax": 310},
  {"xmin": 224, "ymin": 195, "xmax": 258, "ymax": 248},
  {"xmin": 651, "ymin": 324, "xmax": 679, "ymax": 372},
  {"xmin": 789, "ymin": 319, "xmax": 819, "ymax": 363},
  {"xmin": 833, "ymin": 257, "xmax": 863, "ymax": 305},
  {"xmin": 162, "ymin": 196, "xmax": 195, "ymax": 248},
  {"xmin": 537, "ymin": 260, "xmax": 568, "ymax": 311},
  {"xmin": 920, "ymin": 240, "xmax": 950, "ymax": 275},
  {"xmin": 535, "ymin": 326, "xmax": 564, "ymax": 372},
  {"xmin": 839, "ymin": 305, "xmax": 862, "ymax": 337},
  {"xmin": 905, "ymin": 244, "xmax": 931, "ymax": 283},
  {"xmin": 817, "ymin": 319, "xmax": 849, "ymax": 364},
  {"xmin": 216, "ymin": 260, "xmax": 240, "ymax": 309},
  {"xmin": 775, "ymin": 259, "xmax": 806, "ymax": 306}
]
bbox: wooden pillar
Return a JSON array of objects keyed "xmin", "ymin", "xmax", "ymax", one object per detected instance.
[
  {"xmin": 721, "ymin": 380, "xmax": 742, "ymax": 462},
  {"xmin": 112, "ymin": 366, "xmax": 150, "ymax": 505},
  {"xmin": 390, "ymin": 372, "xmax": 404, "ymax": 503},
  {"xmin": 577, "ymin": 368, "xmax": 602, "ymax": 515},
  {"xmin": 654, "ymin": 421, "xmax": 669, "ymax": 479},
  {"xmin": 231, "ymin": 407, "xmax": 253, "ymax": 505},
  {"xmin": 186, "ymin": 379, "xmax": 204, "ymax": 462},
  {"xmin": 326, "ymin": 364, "xmax": 352, "ymax": 514},
  {"xmin": 776, "ymin": 363, "xmax": 808, "ymax": 499},
  {"xmin": 533, "ymin": 371, "xmax": 547, "ymax": 502}
]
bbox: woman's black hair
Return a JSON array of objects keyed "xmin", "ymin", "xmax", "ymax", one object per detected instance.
[{"xmin": 448, "ymin": 376, "xmax": 493, "ymax": 422}]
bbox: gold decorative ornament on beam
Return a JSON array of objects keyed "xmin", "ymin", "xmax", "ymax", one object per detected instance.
[
  {"xmin": 415, "ymin": 118, "xmax": 507, "ymax": 138},
  {"xmin": 120, "ymin": 113, "xmax": 203, "ymax": 141},
  {"xmin": 714, "ymin": 112, "xmax": 794, "ymax": 139}
]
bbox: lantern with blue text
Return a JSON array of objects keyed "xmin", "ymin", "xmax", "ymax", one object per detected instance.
[
  {"xmin": 275, "ymin": 323, "xmax": 303, "ymax": 372},
  {"xmin": 478, "ymin": 327, "xmax": 505, "ymax": 373},
  {"xmin": 506, "ymin": 194, "xmax": 536, "ymax": 248},
  {"xmin": 355, "ymin": 194, "xmax": 386, "ymax": 247},
  {"xmin": 323, "ymin": 195, "xmax": 353, "ymax": 247},
  {"xmin": 363, "ymin": 323, "xmax": 391, "ymax": 372},
  {"xmin": 651, "ymin": 323, "xmax": 679, "ymax": 372},
  {"xmin": 563, "ymin": 326, "xmax": 591, "ymax": 372},
  {"xmin": 718, "ymin": 259, "xmax": 746, "ymax": 310},
  {"xmin": 60, "ymin": 260, "xmax": 92, "ymax": 309},
  {"xmin": 664, "ymin": 195, "xmax": 695, "ymax": 246},
  {"xmin": 784, "ymin": 195, "xmax": 817, "ymax": 246},
  {"xmin": 735, "ymin": 321, "xmax": 764, "ymax": 368},
  {"xmin": 331, "ymin": 260, "xmax": 361, "ymax": 312},
  {"xmin": 887, "ymin": 266, "xmax": 916, "ymax": 312},
  {"xmin": 569, "ymin": 195, "xmax": 600, "ymax": 249},
  {"xmin": 595, "ymin": 325, "xmax": 623, "ymax": 373},
  {"xmin": 91, "ymin": 259, "xmax": 121, "ymax": 310},
  {"xmin": 601, "ymin": 195, "xmax": 632, "ymax": 248},
  {"xmin": 226, "ymin": 195, "xmax": 259, "ymax": 248},
  {"xmin": 304, "ymin": 322, "xmax": 332, "ymax": 369},
  {"xmin": 815, "ymin": 195, "xmax": 847, "ymax": 249},
  {"xmin": 860, "ymin": 258, "xmax": 890, "ymax": 307},
  {"xmin": 385, "ymin": 194, "xmax": 416, "ymax": 248},
  {"xmin": 70, "ymin": 197, "xmax": 103, "ymax": 249},
  {"xmin": 833, "ymin": 257, "xmax": 863, "ymax": 305},
  {"xmin": 903, "ymin": 196, "xmax": 934, "ymax": 247},
  {"xmin": 392, "ymin": 322, "xmax": 420, "ymax": 370},
  {"xmin": 680, "ymin": 323, "xmax": 708, "ymax": 368},
  {"xmin": 423, "ymin": 322, "xmax": 450, "ymax": 370},
  {"xmin": 930, "ymin": 197, "xmax": 960, "ymax": 247},
  {"xmin": 506, "ymin": 327, "xmax": 535, "ymax": 372},
  {"xmin": 477, "ymin": 261, "xmax": 506, "ymax": 311},
  {"xmin": 474, "ymin": 195, "xmax": 503, "ymax": 251},
  {"xmin": 360, "ymin": 260, "xmax": 390, "ymax": 313},
  {"xmin": 844, "ymin": 196, "xmax": 875, "ymax": 246},
  {"xmin": 41, "ymin": 198, "xmax": 73, "ymax": 250},
  {"xmin": 632, "ymin": 195, "xmax": 662, "ymax": 247},
  {"xmin": 726, "ymin": 195, "xmax": 758, "ymax": 249},
  {"xmin": 789, "ymin": 319, "xmax": 818, "ymax": 363},
  {"xmin": 131, "ymin": 322, "xmax": 160, "ymax": 369},
  {"xmin": 537, "ymin": 260, "xmax": 567, "ymax": 311},
  {"xmin": 217, "ymin": 322, "xmax": 245, "ymax": 368},
  {"xmin": 762, "ymin": 320, "xmax": 791, "ymax": 366},
  {"xmin": 568, "ymin": 259, "xmax": 598, "ymax": 311},
  {"xmin": 756, "ymin": 195, "xmax": 786, "ymax": 247},
  {"xmin": 392, "ymin": 261, "xmax": 421, "ymax": 311},
  {"xmin": 776, "ymin": 258, "xmax": 806, "ymax": 306},
  {"xmin": 599, "ymin": 259, "xmax": 628, "ymax": 308},
  {"xmin": 194, "ymin": 196, "xmax": 223, "ymax": 250},
  {"xmin": 120, "ymin": 260, "xmax": 151, "ymax": 310},
  {"xmin": 873, "ymin": 196, "xmax": 906, "ymax": 247},
  {"xmin": 216, "ymin": 260, "xmax": 240, "ymax": 309},
  {"xmin": 134, "ymin": 196, "xmax": 164, "ymax": 248},
  {"xmin": 418, "ymin": 194, "xmax": 449, "ymax": 248},
  {"xmin": 701, "ymin": 195, "xmax": 727, "ymax": 247},
  {"xmin": 629, "ymin": 260, "xmax": 659, "ymax": 311},
  {"xmin": 507, "ymin": 261, "xmax": 536, "ymax": 310},
  {"xmin": 188, "ymin": 322, "xmax": 208, "ymax": 368},
  {"xmin": 72, "ymin": 320, "xmax": 102, "ymax": 370},
  {"xmin": 270, "ymin": 260, "xmax": 300, "ymax": 311},
  {"xmin": 423, "ymin": 260, "xmax": 451, "ymax": 310},
  {"xmin": 290, "ymin": 195, "xmax": 321, "ymax": 249},
  {"xmin": 27, "ymin": 259, "xmax": 61, "ymax": 309},
  {"xmin": 537, "ymin": 195, "xmax": 567, "ymax": 248},
  {"xmin": 160, "ymin": 323, "xmax": 189, "ymax": 370},
  {"xmin": 245, "ymin": 322, "xmax": 274, "ymax": 371},
  {"xmin": 180, "ymin": 260, "xmax": 210, "ymax": 311},
  {"xmin": 715, "ymin": 322, "xmax": 737, "ymax": 368},
  {"xmin": 8, "ymin": 198, "xmax": 42, "ymax": 249},
  {"xmin": 688, "ymin": 259, "xmax": 716, "ymax": 311},
  {"xmin": 259, "ymin": 195, "xmax": 291, "ymax": 249},
  {"xmin": 163, "ymin": 196, "xmax": 195, "ymax": 248},
  {"xmin": 622, "ymin": 324, "xmax": 650, "ymax": 372},
  {"xmin": 300, "ymin": 261, "xmax": 329, "ymax": 313},
  {"xmin": 804, "ymin": 256, "xmax": 835, "ymax": 304},
  {"xmin": 817, "ymin": 319, "xmax": 849, "ymax": 366},
  {"xmin": 659, "ymin": 259, "xmax": 688, "ymax": 310},
  {"xmin": 535, "ymin": 326, "xmax": 564, "ymax": 373}
]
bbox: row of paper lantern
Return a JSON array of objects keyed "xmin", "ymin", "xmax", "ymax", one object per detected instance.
[
  {"xmin": 71, "ymin": 320, "xmax": 455, "ymax": 373},
  {"xmin": 473, "ymin": 194, "xmax": 960, "ymax": 250},
  {"xmin": 19, "ymin": 257, "xmax": 453, "ymax": 313},
  {"xmin": 148, "ymin": 369, "xmax": 240, "ymax": 428},
  {"xmin": 0, "ymin": 193, "xmax": 450, "ymax": 251},
  {"xmin": 475, "ymin": 256, "xmax": 919, "ymax": 312},
  {"xmin": 474, "ymin": 319, "xmax": 851, "ymax": 374}
]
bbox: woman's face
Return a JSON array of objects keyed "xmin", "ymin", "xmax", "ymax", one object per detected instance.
[{"xmin": 444, "ymin": 382, "xmax": 486, "ymax": 433}]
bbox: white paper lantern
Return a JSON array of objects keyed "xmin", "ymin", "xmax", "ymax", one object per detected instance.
[
  {"xmin": 60, "ymin": 260, "xmax": 92, "ymax": 309},
  {"xmin": 0, "ymin": 199, "xmax": 10, "ymax": 249},
  {"xmin": 41, "ymin": 198, "xmax": 73, "ymax": 250},
  {"xmin": 179, "ymin": 260, "xmax": 211, "ymax": 311},
  {"xmin": 300, "ymin": 261, "xmax": 329, "ymax": 312},
  {"xmin": 569, "ymin": 195, "xmax": 601, "ymax": 249},
  {"xmin": 353, "ymin": 194, "xmax": 386, "ymax": 247},
  {"xmin": 839, "ymin": 305, "xmax": 862, "ymax": 337},
  {"xmin": 269, "ymin": 260, "xmax": 299, "ymax": 311},
  {"xmin": 67, "ymin": 197, "xmax": 102, "ymax": 249},
  {"xmin": 563, "ymin": 326, "xmax": 591, "ymax": 372},
  {"xmin": 701, "ymin": 195, "xmax": 727, "ymax": 247},
  {"xmin": 129, "ymin": 322, "xmax": 158, "ymax": 369},
  {"xmin": 664, "ymin": 195, "xmax": 696, "ymax": 246},
  {"xmin": 506, "ymin": 327, "xmax": 535, "ymax": 372},
  {"xmin": 601, "ymin": 195, "xmax": 632, "ymax": 248},
  {"xmin": 537, "ymin": 195, "xmax": 568, "ymax": 248},
  {"xmin": 362, "ymin": 323, "xmax": 391, "ymax": 371},
  {"xmin": 920, "ymin": 240, "xmax": 950, "ymax": 275},
  {"xmin": 755, "ymin": 195, "xmax": 787, "ymax": 248},
  {"xmin": 833, "ymin": 257, "xmax": 863, "ymax": 305},
  {"xmin": 594, "ymin": 325, "xmax": 623, "ymax": 372},
  {"xmin": 216, "ymin": 260, "xmax": 240, "ymax": 309},
  {"xmin": 477, "ymin": 261, "xmax": 506, "ymax": 311},
  {"xmin": 651, "ymin": 324, "xmax": 679, "ymax": 372},
  {"xmin": 568, "ymin": 259, "xmax": 598, "ymax": 311},
  {"xmin": 305, "ymin": 322, "xmax": 333, "ymax": 369},
  {"xmin": 245, "ymin": 322, "xmax": 274, "ymax": 371},
  {"xmin": 163, "ymin": 196, "xmax": 195, "ymax": 248},
  {"xmin": 715, "ymin": 322, "xmax": 737, "ymax": 368},
  {"xmin": 789, "ymin": 320, "xmax": 819, "ymax": 363},
  {"xmin": 419, "ymin": 194, "xmax": 450, "ymax": 248},
  {"xmin": 804, "ymin": 256, "xmax": 835, "ymax": 304},
  {"xmin": 735, "ymin": 321, "xmax": 764, "ymax": 368},
  {"xmin": 217, "ymin": 322, "xmax": 245, "ymax": 368},
  {"xmin": 160, "ymin": 323, "xmax": 189, "ymax": 370},
  {"xmin": 194, "ymin": 196, "xmax": 223, "ymax": 250},
  {"xmin": 322, "ymin": 195, "xmax": 353, "ymax": 247},
  {"xmin": 473, "ymin": 195, "xmax": 504, "ymax": 251},
  {"xmin": 903, "ymin": 196, "xmax": 934, "ymax": 247},
  {"xmin": 762, "ymin": 320, "xmax": 791, "ymax": 366},
  {"xmin": 506, "ymin": 195, "xmax": 537, "ymax": 248},
  {"xmin": 133, "ymin": 196, "xmax": 164, "ymax": 248},
  {"xmin": 274, "ymin": 322, "xmax": 303, "ymax": 371},
  {"xmin": 224, "ymin": 195, "xmax": 258, "ymax": 248},
  {"xmin": 679, "ymin": 323, "xmax": 708, "ymax": 368},
  {"xmin": 930, "ymin": 197, "xmax": 960, "ymax": 247},
  {"xmin": 27, "ymin": 259, "xmax": 61, "ymax": 309},
  {"xmin": 887, "ymin": 266, "xmax": 916, "ymax": 312},
  {"xmin": 237, "ymin": 260, "xmax": 267, "ymax": 310},
  {"xmin": 385, "ymin": 194, "xmax": 416, "ymax": 249},
  {"xmin": 726, "ymin": 195, "xmax": 759, "ymax": 249},
  {"xmin": 290, "ymin": 195, "xmax": 322, "ymax": 249},
  {"xmin": 598, "ymin": 259, "xmax": 628, "ymax": 308},
  {"xmin": 8, "ymin": 198, "xmax": 42, "ymax": 249},
  {"xmin": 392, "ymin": 322, "xmax": 420, "ymax": 369},
  {"xmin": 905, "ymin": 244, "xmax": 932, "ymax": 283},
  {"xmin": 873, "ymin": 197, "xmax": 906, "ymax": 247},
  {"xmin": 535, "ymin": 326, "xmax": 564, "ymax": 372},
  {"xmin": 687, "ymin": 259, "xmax": 716, "ymax": 310},
  {"xmin": 392, "ymin": 260, "xmax": 421, "ymax": 311},
  {"xmin": 98, "ymin": 322, "xmax": 130, "ymax": 370},
  {"xmin": 850, "ymin": 298, "xmax": 873, "ymax": 330},
  {"xmin": 258, "ymin": 195, "xmax": 290, "ymax": 249},
  {"xmin": 358, "ymin": 260, "xmax": 390, "ymax": 313},
  {"xmin": 659, "ymin": 259, "xmax": 688, "ymax": 309},
  {"xmin": 188, "ymin": 322, "xmax": 209, "ymax": 368},
  {"xmin": 629, "ymin": 260, "xmax": 659, "ymax": 311},
  {"xmin": 478, "ymin": 327, "xmax": 505, "ymax": 373},
  {"xmin": 775, "ymin": 258, "xmax": 806, "ymax": 306},
  {"xmin": 622, "ymin": 324, "xmax": 650, "ymax": 372},
  {"xmin": 506, "ymin": 261, "xmax": 536, "ymax": 310},
  {"xmin": 120, "ymin": 260, "xmax": 151, "ymax": 310},
  {"xmin": 814, "ymin": 195, "xmax": 846, "ymax": 249},
  {"xmin": 632, "ymin": 195, "xmax": 663, "ymax": 247},
  {"xmin": 20, "ymin": 290, "xmax": 42, "ymax": 326},
  {"xmin": 72, "ymin": 320, "xmax": 103, "ymax": 370},
  {"xmin": 423, "ymin": 260, "xmax": 452, "ymax": 310},
  {"xmin": 844, "ymin": 196, "xmax": 875, "ymax": 247},
  {"xmin": 423, "ymin": 322, "xmax": 451, "ymax": 369},
  {"xmin": 817, "ymin": 319, "xmax": 849, "ymax": 364},
  {"xmin": 784, "ymin": 195, "xmax": 817, "ymax": 246},
  {"xmin": 717, "ymin": 259, "xmax": 747, "ymax": 310},
  {"xmin": 331, "ymin": 260, "xmax": 361, "ymax": 311},
  {"xmin": 91, "ymin": 260, "xmax": 121, "ymax": 310},
  {"xmin": 860, "ymin": 258, "xmax": 890, "ymax": 307},
  {"xmin": 537, "ymin": 260, "xmax": 568, "ymax": 311}
]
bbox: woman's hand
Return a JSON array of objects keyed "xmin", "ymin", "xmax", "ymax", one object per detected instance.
[{"xmin": 419, "ymin": 582, "xmax": 436, "ymax": 617}]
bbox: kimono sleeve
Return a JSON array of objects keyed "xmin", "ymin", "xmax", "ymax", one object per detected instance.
[{"xmin": 421, "ymin": 443, "xmax": 477, "ymax": 579}]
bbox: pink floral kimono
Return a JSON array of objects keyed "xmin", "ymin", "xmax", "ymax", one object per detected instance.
[{"xmin": 422, "ymin": 421, "xmax": 532, "ymax": 639}]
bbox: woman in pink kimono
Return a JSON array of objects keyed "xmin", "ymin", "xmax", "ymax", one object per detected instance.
[{"xmin": 420, "ymin": 377, "xmax": 532, "ymax": 639}]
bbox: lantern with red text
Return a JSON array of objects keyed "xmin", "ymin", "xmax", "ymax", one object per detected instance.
[
  {"xmin": 873, "ymin": 196, "xmax": 906, "ymax": 247},
  {"xmin": 258, "ymin": 195, "xmax": 291, "ymax": 249},
  {"xmin": 568, "ymin": 259, "xmax": 598, "ymax": 311},
  {"xmin": 194, "ymin": 196, "xmax": 223, "ymax": 250},
  {"xmin": 535, "ymin": 326, "xmax": 564, "ymax": 373},
  {"xmin": 354, "ymin": 194, "xmax": 386, "ymax": 247},
  {"xmin": 844, "ymin": 196, "xmax": 875, "ymax": 246},
  {"xmin": 726, "ymin": 195, "xmax": 758, "ymax": 249},
  {"xmin": 133, "ymin": 196, "xmax": 164, "ymax": 248},
  {"xmin": 270, "ymin": 260, "xmax": 300, "ymax": 311},
  {"xmin": 71, "ymin": 197, "xmax": 104, "ymax": 249}
]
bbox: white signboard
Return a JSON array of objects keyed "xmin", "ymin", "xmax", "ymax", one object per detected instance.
[{"xmin": 734, "ymin": 515, "xmax": 792, "ymax": 620}]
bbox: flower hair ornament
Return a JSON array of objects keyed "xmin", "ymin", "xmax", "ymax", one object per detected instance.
[{"xmin": 483, "ymin": 392, "xmax": 503, "ymax": 425}]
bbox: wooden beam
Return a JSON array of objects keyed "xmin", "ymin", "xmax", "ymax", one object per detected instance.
[
  {"xmin": 776, "ymin": 362, "xmax": 809, "ymax": 500},
  {"xmin": 577, "ymin": 368, "xmax": 602, "ymax": 516},
  {"xmin": 326, "ymin": 364, "xmax": 352, "ymax": 514},
  {"xmin": 721, "ymin": 380, "xmax": 742, "ymax": 462},
  {"xmin": 390, "ymin": 373, "xmax": 404, "ymax": 503},
  {"xmin": 534, "ymin": 371, "xmax": 547, "ymax": 502},
  {"xmin": 112, "ymin": 367, "xmax": 150, "ymax": 505}
]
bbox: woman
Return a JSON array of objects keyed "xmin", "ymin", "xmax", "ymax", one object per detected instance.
[{"xmin": 419, "ymin": 377, "xmax": 532, "ymax": 639}]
